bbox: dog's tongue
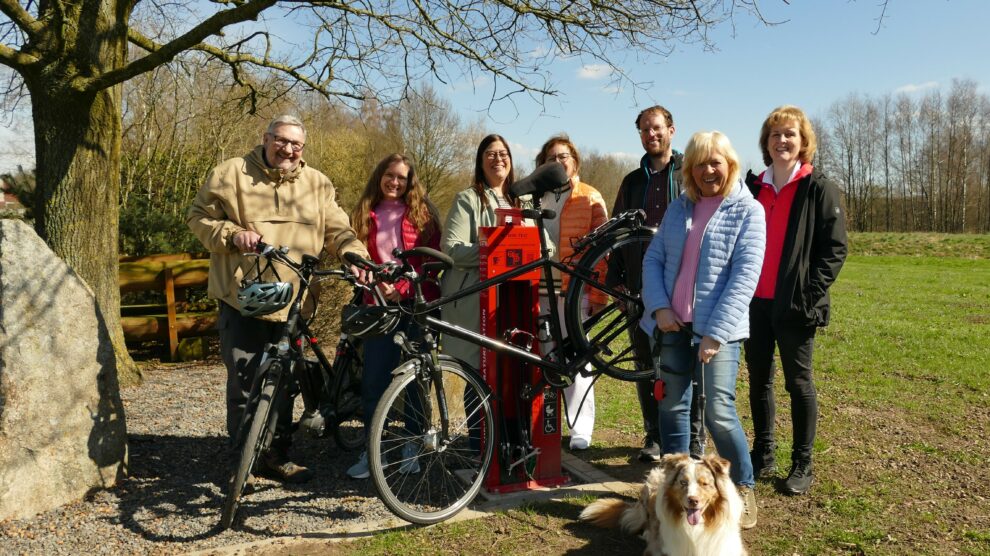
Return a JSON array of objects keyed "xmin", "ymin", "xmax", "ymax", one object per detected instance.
[{"xmin": 686, "ymin": 508, "xmax": 701, "ymax": 526}]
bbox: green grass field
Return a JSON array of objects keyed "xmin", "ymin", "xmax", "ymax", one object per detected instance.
[{"xmin": 332, "ymin": 232, "xmax": 990, "ymax": 555}]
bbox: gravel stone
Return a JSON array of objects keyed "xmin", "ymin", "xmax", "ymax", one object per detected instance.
[{"xmin": 0, "ymin": 362, "xmax": 393, "ymax": 554}]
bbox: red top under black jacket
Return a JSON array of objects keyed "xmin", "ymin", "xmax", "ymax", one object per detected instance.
[
  {"xmin": 367, "ymin": 206, "xmax": 441, "ymax": 302},
  {"xmin": 753, "ymin": 163, "xmax": 814, "ymax": 299},
  {"xmin": 745, "ymin": 166, "xmax": 848, "ymax": 328}
]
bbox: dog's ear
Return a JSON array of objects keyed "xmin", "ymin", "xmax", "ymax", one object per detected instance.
[{"xmin": 702, "ymin": 453, "xmax": 731, "ymax": 477}]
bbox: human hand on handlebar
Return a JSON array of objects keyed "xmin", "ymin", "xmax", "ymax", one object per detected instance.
[
  {"xmin": 234, "ymin": 230, "xmax": 263, "ymax": 253},
  {"xmin": 378, "ymin": 282, "xmax": 401, "ymax": 302},
  {"xmin": 350, "ymin": 264, "xmax": 373, "ymax": 285}
]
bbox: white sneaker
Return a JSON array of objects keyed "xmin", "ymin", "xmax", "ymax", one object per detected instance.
[
  {"xmin": 346, "ymin": 451, "xmax": 370, "ymax": 479},
  {"xmin": 399, "ymin": 442, "xmax": 421, "ymax": 474},
  {"xmin": 569, "ymin": 436, "xmax": 591, "ymax": 450}
]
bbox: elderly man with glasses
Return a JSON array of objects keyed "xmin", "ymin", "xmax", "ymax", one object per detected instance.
[{"xmin": 187, "ymin": 114, "xmax": 369, "ymax": 483}]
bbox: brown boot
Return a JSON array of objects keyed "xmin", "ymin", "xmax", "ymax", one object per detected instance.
[{"xmin": 256, "ymin": 451, "xmax": 313, "ymax": 484}]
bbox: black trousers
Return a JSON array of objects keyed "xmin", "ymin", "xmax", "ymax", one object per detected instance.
[
  {"xmin": 632, "ymin": 325, "xmax": 705, "ymax": 455},
  {"xmin": 218, "ymin": 302, "xmax": 294, "ymax": 456},
  {"xmin": 744, "ymin": 298, "xmax": 818, "ymax": 463}
]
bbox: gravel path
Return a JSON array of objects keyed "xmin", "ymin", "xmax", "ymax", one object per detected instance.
[{"xmin": 0, "ymin": 362, "xmax": 396, "ymax": 555}]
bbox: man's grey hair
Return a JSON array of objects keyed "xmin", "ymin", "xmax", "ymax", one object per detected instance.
[{"xmin": 267, "ymin": 115, "xmax": 306, "ymax": 138}]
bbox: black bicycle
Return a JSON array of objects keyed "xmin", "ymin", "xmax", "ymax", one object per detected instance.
[
  {"xmin": 348, "ymin": 162, "xmax": 656, "ymax": 524},
  {"xmin": 219, "ymin": 245, "xmax": 378, "ymax": 530}
]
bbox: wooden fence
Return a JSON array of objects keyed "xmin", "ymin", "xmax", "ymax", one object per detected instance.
[{"xmin": 119, "ymin": 253, "xmax": 216, "ymax": 361}]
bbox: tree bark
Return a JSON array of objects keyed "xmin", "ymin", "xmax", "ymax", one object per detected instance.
[{"xmin": 27, "ymin": 79, "xmax": 141, "ymax": 385}]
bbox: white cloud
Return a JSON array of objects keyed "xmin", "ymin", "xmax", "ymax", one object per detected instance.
[
  {"xmin": 894, "ymin": 81, "xmax": 939, "ymax": 94},
  {"xmin": 577, "ymin": 64, "xmax": 611, "ymax": 80}
]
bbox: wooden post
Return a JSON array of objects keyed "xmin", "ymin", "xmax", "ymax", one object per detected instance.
[{"xmin": 164, "ymin": 267, "xmax": 179, "ymax": 361}]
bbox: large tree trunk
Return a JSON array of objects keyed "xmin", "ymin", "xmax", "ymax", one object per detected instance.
[{"xmin": 28, "ymin": 82, "xmax": 141, "ymax": 385}]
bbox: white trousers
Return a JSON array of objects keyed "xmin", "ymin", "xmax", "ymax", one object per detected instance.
[{"xmin": 540, "ymin": 296, "xmax": 595, "ymax": 440}]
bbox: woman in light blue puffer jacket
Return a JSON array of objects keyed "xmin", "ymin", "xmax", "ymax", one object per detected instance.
[{"xmin": 639, "ymin": 130, "xmax": 765, "ymax": 529}]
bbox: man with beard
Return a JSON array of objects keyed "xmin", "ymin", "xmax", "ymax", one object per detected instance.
[{"xmin": 608, "ymin": 106, "xmax": 703, "ymax": 462}]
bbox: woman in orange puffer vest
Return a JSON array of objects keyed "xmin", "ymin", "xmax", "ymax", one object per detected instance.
[{"xmin": 534, "ymin": 134, "xmax": 608, "ymax": 451}]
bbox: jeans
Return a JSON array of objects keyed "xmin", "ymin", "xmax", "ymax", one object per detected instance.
[
  {"xmin": 643, "ymin": 327, "xmax": 706, "ymax": 454},
  {"xmin": 361, "ymin": 313, "xmax": 422, "ymax": 436},
  {"xmin": 745, "ymin": 298, "xmax": 818, "ymax": 463},
  {"xmin": 656, "ymin": 327, "xmax": 754, "ymax": 488}
]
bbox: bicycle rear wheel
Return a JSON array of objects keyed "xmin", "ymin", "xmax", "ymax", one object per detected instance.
[
  {"xmin": 219, "ymin": 360, "xmax": 283, "ymax": 530},
  {"xmin": 564, "ymin": 227, "xmax": 655, "ymax": 381},
  {"xmin": 368, "ymin": 357, "xmax": 494, "ymax": 524},
  {"xmin": 330, "ymin": 344, "xmax": 365, "ymax": 451}
]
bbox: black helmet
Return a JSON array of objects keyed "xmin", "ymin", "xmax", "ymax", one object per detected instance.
[
  {"xmin": 340, "ymin": 305, "xmax": 401, "ymax": 338},
  {"xmin": 237, "ymin": 281, "xmax": 293, "ymax": 317}
]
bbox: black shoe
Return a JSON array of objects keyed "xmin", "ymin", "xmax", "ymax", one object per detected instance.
[
  {"xmin": 782, "ymin": 460, "xmax": 813, "ymax": 495},
  {"xmin": 751, "ymin": 444, "xmax": 777, "ymax": 480},
  {"xmin": 688, "ymin": 438, "xmax": 704, "ymax": 459},
  {"xmin": 256, "ymin": 452, "xmax": 313, "ymax": 484},
  {"xmin": 639, "ymin": 437, "xmax": 662, "ymax": 463}
]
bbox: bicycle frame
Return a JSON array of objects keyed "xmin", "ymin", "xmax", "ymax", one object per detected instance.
[
  {"xmin": 361, "ymin": 205, "xmax": 653, "ymax": 525},
  {"xmin": 406, "ymin": 202, "xmax": 644, "ymax": 385},
  {"xmin": 248, "ymin": 247, "xmax": 379, "ymax": 433}
]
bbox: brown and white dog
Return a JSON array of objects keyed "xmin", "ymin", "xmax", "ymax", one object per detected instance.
[{"xmin": 580, "ymin": 453, "xmax": 747, "ymax": 556}]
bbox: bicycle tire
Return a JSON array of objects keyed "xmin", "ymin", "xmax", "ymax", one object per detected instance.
[
  {"xmin": 219, "ymin": 360, "xmax": 283, "ymax": 530},
  {"xmin": 564, "ymin": 227, "xmax": 655, "ymax": 381},
  {"xmin": 330, "ymin": 347, "xmax": 365, "ymax": 451},
  {"xmin": 368, "ymin": 357, "xmax": 494, "ymax": 524}
]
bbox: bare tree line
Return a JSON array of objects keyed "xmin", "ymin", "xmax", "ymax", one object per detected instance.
[
  {"xmin": 815, "ymin": 78, "xmax": 990, "ymax": 233},
  {"xmin": 116, "ymin": 57, "xmax": 632, "ymax": 256}
]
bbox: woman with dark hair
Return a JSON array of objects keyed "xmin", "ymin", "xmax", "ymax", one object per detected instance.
[
  {"xmin": 745, "ymin": 105, "xmax": 847, "ymax": 496},
  {"xmin": 439, "ymin": 134, "xmax": 519, "ymax": 370},
  {"xmin": 345, "ymin": 153, "xmax": 441, "ymax": 479}
]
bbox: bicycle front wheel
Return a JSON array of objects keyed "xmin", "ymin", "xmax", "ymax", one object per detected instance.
[
  {"xmin": 219, "ymin": 360, "xmax": 283, "ymax": 530},
  {"xmin": 368, "ymin": 357, "xmax": 494, "ymax": 524},
  {"xmin": 564, "ymin": 227, "xmax": 655, "ymax": 381}
]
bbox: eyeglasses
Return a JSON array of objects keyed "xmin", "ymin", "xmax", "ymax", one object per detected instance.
[
  {"xmin": 269, "ymin": 134, "xmax": 305, "ymax": 152},
  {"xmin": 550, "ymin": 152, "xmax": 572, "ymax": 162},
  {"xmin": 639, "ymin": 125, "xmax": 668, "ymax": 137},
  {"xmin": 484, "ymin": 150, "xmax": 510, "ymax": 161}
]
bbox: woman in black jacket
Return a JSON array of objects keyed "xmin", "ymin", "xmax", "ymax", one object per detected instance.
[{"xmin": 745, "ymin": 105, "xmax": 847, "ymax": 495}]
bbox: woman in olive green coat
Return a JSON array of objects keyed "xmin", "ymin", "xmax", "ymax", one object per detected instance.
[{"xmin": 440, "ymin": 134, "xmax": 518, "ymax": 370}]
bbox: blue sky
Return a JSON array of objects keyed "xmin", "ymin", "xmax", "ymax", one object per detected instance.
[
  {"xmin": 1, "ymin": 0, "xmax": 988, "ymax": 177},
  {"xmin": 445, "ymin": 0, "xmax": 990, "ymax": 175}
]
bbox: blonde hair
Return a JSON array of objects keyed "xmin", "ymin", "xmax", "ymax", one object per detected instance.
[
  {"xmin": 759, "ymin": 105, "xmax": 817, "ymax": 166},
  {"xmin": 681, "ymin": 131, "xmax": 740, "ymax": 203},
  {"xmin": 351, "ymin": 153, "xmax": 439, "ymax": 244}
]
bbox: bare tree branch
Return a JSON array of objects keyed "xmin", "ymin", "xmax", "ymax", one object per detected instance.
[
  {"xmin": 0, "ymin": 41, "xmax": 36, "ymax": 68},
  {"xmin": 83, "ymin": 0, "xmax": 279, "ymax": 91},
  {"xmin": 0, "ymin": 0, "xmax": 40, "ymax": 37}
]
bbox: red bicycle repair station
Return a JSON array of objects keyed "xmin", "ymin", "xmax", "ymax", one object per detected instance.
[{"xmin": 479, "ymin": 208, "xmax": 569, "ymax": 493}]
